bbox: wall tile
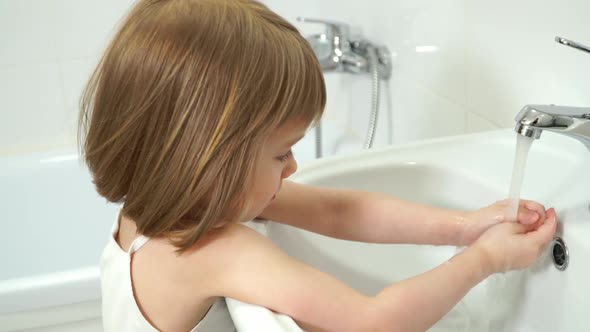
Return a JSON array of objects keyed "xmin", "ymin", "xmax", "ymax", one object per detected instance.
[
  {"xmin": 466, "ymin": 111, "xmax": 500, "ymax": 133},
  {"xmin": 404, "ymin": 0, "xmax": 467, "ymax": 107},
  {"xmin": 464, "ymin": 0, "xmax": 590, "ymax": 126},
  {"xmin": 51, "ymin": 0, "xmax": 136, "ymax": 59},
  {"xmin": 58, "ymin": 56, "xmax": 100, "ymax": 144},
  {"xmin": 0, "ymin": 63, "xmax": 67, "ymax": 154},
  {"xmin": 2, "ymin": 0, "xmax": 589, "ymax": 155},
  {"xmin": 391, "ymin": 80, "xmax": 466, "ymax": 144},
  {"xmin": 0, "ymin": 0, "xmax": 59, "ymax": 66}
]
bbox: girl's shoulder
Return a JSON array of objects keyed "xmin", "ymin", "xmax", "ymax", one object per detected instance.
[
  {"xmin": 171, "ymin": 222, "xmax": 272, "ymax": 291},
  {"xmin": 178, "ymin": 222, "xmax": 374, "ymax": 331},
  {"xmin": 173, "ymin": 221, "xmax": 295, "ymax": 298},
  {"xmin": 181, "ymin": 222, "xmax": 273, "ymax": 270}
]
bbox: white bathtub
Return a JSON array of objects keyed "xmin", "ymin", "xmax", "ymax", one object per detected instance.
[{"xmin": 0, "ymin": 149, "xmax": 118, "ymax": 332}]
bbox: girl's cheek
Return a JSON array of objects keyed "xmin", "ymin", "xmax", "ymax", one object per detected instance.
[{"xmin": 274, "ymin": 165, "xmax": 284, "ymax": 178}]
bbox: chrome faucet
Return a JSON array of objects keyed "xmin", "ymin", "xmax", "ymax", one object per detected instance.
[
  {"xmin": 515, "ymin": 104, "xmax": 590, "ymax": 148},
  {"xmin": 296, "ymin": 17, "xmax": 392, "ymax": 79},
  {"xmin": 514, "ymin": 36, "xmax": 590, "ymax": 150}
]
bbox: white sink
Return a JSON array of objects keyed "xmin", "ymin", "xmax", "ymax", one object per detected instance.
[{"xmin": 227, "ymin": 128, "xmax": 590, "ymax": 332}]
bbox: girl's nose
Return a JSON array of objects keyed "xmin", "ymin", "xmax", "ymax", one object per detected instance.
[{"xmin": 282, "ymin": 157, "xmax": 298, "ymax": 179}]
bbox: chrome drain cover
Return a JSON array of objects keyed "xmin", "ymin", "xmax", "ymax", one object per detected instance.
[{"xmin": 551, "ymin": 237, "xmax": 569, "ymax": 271}]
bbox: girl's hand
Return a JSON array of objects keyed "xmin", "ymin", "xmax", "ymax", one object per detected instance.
[
  {"xmin": 472, "ymin": 208, "xmax": 557, "ymax": 273},
  {"xmin": 457, "ymin": 199, "xmax": 547, "ymax": 245}
]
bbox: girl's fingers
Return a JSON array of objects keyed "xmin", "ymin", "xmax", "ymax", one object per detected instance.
[
  {"xmin": 522, "ymin": 200, "xmax": 546, "ymax": 222},
  {"xmin": 498, "ymin": 219, "xmax": 528, "ymax": 234},
  {"xmin": 517, "ymin": 208, "xmax": 539, "ymax": 225},
  {"xmin": 526, "ymin": 208, "xmax": 557, "ymax": 247}
]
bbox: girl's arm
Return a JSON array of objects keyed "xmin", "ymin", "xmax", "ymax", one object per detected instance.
[
  {"xmin": 259, "ymin": 180, "xmax": 468, "ymax": 246},
  {"xmin": 205, "ymin": 215, "xmax": 555, "ymax": 332},
  {"xmin": 208, "ymin": 224, "xmax": 492, "ymax": 332},
  {"xmin": 260, "ymin": 181, "xmax": 544, "ymax": 246}
]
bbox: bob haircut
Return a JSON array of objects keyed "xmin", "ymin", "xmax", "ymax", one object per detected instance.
[{"xmin": 79, "ymin": 0, "xmax": 326, "ymax": 252}]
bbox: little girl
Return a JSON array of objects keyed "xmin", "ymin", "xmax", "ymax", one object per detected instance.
[{"xmin": 79, "ymin": 0, "xmax": 557, "ymax": 331}]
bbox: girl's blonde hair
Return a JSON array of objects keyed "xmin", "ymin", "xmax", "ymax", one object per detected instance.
[{"xmin": 79, "ymin": 0, "xmax": 325, "ymax": 252}]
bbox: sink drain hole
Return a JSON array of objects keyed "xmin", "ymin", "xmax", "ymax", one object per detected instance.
[{"xmin": 551, "ymin": 237, "xmax": 569, "ymax": 271}]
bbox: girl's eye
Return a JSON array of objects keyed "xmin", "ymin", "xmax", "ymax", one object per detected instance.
[{"xmin": 277, "ymin": 150, "xmax": 292, "ymax": 162}]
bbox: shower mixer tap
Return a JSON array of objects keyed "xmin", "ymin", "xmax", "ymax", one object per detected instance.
[
  {"xmin": 297, "ymin": 17, "xmax": 392, "ymax": 155},
  {"xmin": 296, "ymin": 17, "xmax": 392, "ymax": 79}
]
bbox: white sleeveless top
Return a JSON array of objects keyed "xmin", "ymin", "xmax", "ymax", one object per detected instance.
[{"xmin": 100, "ymin": 216, "xmax": 237, "ymax": 332}]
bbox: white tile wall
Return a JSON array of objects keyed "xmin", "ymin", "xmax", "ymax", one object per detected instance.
[
  {"xmin": 270, "ymin": 0, "xmax": 472, "ymax": 153},
  {"xmin": 464, "ymin": 0, "xmax": 590, "ymax": 127},
  {"xmin": 0, "ymin": 63, "xmax": 66, "ymax": 154},
  {"xmin": 466, "ymin": 111, "xmax": 499, "ymax": 133},
  {"xmin": 0, "ymin": 0, "xmax": 59, "ymax": 67},
  {"xmin": 0, "ymin": 0, "xmax": 588, "ymax": 161},
  {"xmin": 50, "ymin": 0, "xmax": 136, "ymax": 60},
  {"xmin": 0, "ymin": 0, "xmax": 133, "ymax": 156},
  {"xmin": 391, "ymin": 79, "xmax": 467, "ymax": 144},
  {"xmin": 58, "ymin": 56, "xmax": 100, "ymax": 143}
]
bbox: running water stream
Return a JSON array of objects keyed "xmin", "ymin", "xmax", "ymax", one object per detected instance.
[
  {"xmin": 485, "ymin": 133, "xmax": 536, "ymax": 332},
  {"xmin": 436, "ymin": 134, "xmax": 538, "ymax": 332},
  {"xmin": 428, "ymin": 134, "xmax": 535, "ymax": 332},
  {"xmin": 506, "ymin": 134, "xmax": 536, "ymax": 221}
]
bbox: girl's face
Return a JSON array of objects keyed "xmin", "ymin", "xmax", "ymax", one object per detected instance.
[{"xmin": 244, "ymin": 120, "xmax": 308, "ymax": 220}]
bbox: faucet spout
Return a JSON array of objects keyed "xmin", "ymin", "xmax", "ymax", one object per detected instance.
[{"xmin": 514, "ymin": 104, "xmax": 590, "ymax": 150}]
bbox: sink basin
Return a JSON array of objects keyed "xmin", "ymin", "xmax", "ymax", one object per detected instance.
[{"xmin": 227, "ymin": 129, "xmax": 590, "ymax": 332}]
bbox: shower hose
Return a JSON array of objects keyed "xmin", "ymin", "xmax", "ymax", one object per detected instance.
[{"xmin": 314, "ymin": 45, "xmax": 381, "ymax": 158}]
